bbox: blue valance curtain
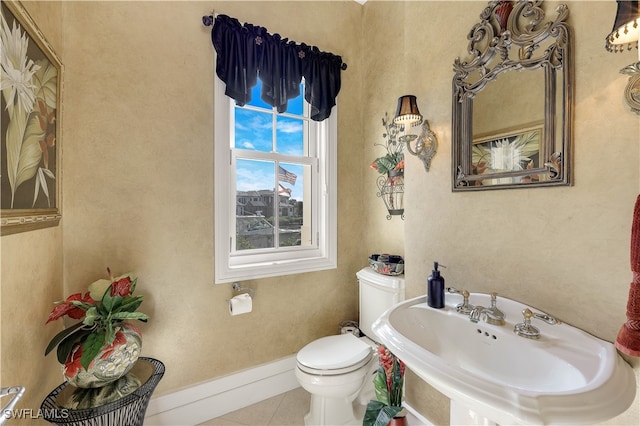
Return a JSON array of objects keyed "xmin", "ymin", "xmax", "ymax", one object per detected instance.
[{"xmin": 202, "ymin": 14, "xmax": 346, "ymax": 121}]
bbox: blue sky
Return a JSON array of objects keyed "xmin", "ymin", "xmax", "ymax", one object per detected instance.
[{"xmin": 234, "ymin": 81, "xmax": 306, "ymax": 201}]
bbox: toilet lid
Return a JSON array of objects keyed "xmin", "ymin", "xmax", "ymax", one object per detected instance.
[{"xmin": 297, "ymin": 333, "xmax": 372, "ymax": 371}]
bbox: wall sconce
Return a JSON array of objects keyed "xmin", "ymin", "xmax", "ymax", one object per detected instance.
[
  {"xmin": 393, "ymin": 95, "xmax": 438, "ymax": 172},
  {"xmin": 605, "ymin": 0, "xmax": 640, "ymax": 114},
  {"xmin": 371, "ymin": 96, "xmax": 437, "ymax": 220}
]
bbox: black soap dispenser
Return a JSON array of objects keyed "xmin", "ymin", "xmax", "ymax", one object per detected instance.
[{"xmin": 428, "ymin": 262, "xmax": 445, "ymax": 309}]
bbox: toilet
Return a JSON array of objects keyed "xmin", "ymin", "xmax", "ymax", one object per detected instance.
[{"xmin": 295, "ymin": 267, "xmax": 405, "ymax": 426}]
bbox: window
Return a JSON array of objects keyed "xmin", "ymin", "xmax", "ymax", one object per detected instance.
[{"xmin": 214, "ymin": 77, "xmax": 337, "ymax": 283}]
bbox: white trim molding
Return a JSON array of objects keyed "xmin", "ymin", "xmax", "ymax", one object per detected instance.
[
  {"xmin": 144, "ymin": 356, "xmax": 299, "ymax": 426},
  {"xmin": 404, "ymin": 403, "xmax": 434, "ymax": 426}
]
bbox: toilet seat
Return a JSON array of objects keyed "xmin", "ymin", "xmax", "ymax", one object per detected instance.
[{"xmin": 297, "ymin": 333, "xmax": 373, "ymax": 376}]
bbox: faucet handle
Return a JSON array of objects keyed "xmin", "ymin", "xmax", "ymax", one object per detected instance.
[
  {"xmin": 456, "ymin": 290, "xmax": 475, "ymax": 315},
  {"xmin": 514, "ymin": 308, "xmax": 540, "ymax": 339},
  {"xmin": 489, "ymin": 292, "xmax": 499, "ymax": 307},
  {"xmin": 532, "ymin": 311, "xmax": 561, "ymax": 325}
]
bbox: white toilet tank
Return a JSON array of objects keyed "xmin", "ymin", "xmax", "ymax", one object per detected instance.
[{"xmin": 356, "ymin": 267, "xmax": 405, "ymax": 339}]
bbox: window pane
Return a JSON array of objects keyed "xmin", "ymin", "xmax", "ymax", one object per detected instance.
[
  {"xmin": 236, "ymin": 159, "xmax": 275, "ymax": 250},
  {"xmin": 286, "ymin": 83, "xmax": 304, "ymax": 115},
  {"xmin": 278, "ymin": 163, "xmax": 311, "ymax": 248},
  {"xmin": 234, "ymin": 108, "xmax": 273, "ymax": 152},
  {"xmin": 246, "ymin": 80, "xmax": 272, "ymax": 110},
  {"xmin": 277, "ymin": 116, "xmax": 304, "ymax": 156}
]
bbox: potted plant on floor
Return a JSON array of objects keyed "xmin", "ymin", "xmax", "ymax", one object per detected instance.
[{"xmin": 363, "ymin": 345, "xmax": 406, "ymax": 426}]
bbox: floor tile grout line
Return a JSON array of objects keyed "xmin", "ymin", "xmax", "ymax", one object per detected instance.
[{"xmin": 266, "ymin": 390, "xmax": 287, "ymax": 425}]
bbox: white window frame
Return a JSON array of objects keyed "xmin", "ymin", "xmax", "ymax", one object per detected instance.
[{"xmin": 214, "ymin": 77, "xmax": 337, "ymax": 283}]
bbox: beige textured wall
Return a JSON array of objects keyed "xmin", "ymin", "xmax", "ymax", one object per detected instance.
[
  {"xmin": 363, "ymin": 1, "xmax": 640, "ymax": 425},
  {"xmin": 362, "ymin": 1, "xmax": 406, "ymax": 256},
  {"xmin": 2, "ymin": 1, "xmax": 640, "ymax": 425},
  {"xmin": 0, "ymin": 1, "xmax": 65, "ymax": 422},
  {"xmin": 59, "ymin": 0, "xmax": 364, "ymax": 397}
]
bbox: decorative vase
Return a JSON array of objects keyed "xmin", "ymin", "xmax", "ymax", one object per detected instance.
[
  {"xmin": 388, "ymin": 416, "xmax": 408, "ymax": 426},
  {"xmin": 62, "ymin": 372, "xmax": 142, "ymax": 409},
  {"xmin": 376, "ymin": 170, "xmax": 404, "ymax": 220},
  {"xmin": 64, "ymin": 323, "xmax": 142, "ymax": 388}
]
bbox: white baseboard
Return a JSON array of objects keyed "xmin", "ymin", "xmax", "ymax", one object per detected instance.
[
  {"xmin": 144, "ymin": 355, "xmax": 299, "ymax": 426},
  {"xmin": 404, "ymin": 402, "xmax": 434, "ymax": 426}
]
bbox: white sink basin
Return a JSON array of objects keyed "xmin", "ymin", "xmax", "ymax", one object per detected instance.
[{"xmin": 372, "ymin": 293, "xmax": 636, "ymax": 425}]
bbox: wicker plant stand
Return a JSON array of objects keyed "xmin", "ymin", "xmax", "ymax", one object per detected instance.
[{"xmin": 40, "ymin": 357, "xmax": 164, "ymax": 426}]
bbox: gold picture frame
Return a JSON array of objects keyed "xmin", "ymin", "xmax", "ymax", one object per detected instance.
[{"xmin": 1, "ymin": 1, "xmax": 63, "ymax": 235}]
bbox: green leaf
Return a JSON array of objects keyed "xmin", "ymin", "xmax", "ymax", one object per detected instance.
[
  {"xmin": 101, "ymin": 288, "xmax": 123, "ymax": 313},
  {"xmin": 374, "ymin": 406, "xmax": 403, "ymax": 426},
  {"xmin": 8, "ymin": 110, "xmax": 43, "ymax": 205},
  {"xmin": 82, "ymin": 306, "xmax": 100, "ymax": 327},
  {"xmin": 69, "ymin": 300, "xmax": 94, "ymax": 311},
  {"xmin": 54, "ymin": 328, "xmax": 93, "ymax": 364},
  {"xmin": 117, "ymin": 295, "xmax": 143, "ymax": 313},
  {"xmin": 129, "ymin": 276, "xmax": 138, "ymax": 293},
  {"xmin": 110, "ymin": 312, "xmax": 149, "ymax": 321},
  {"xmin": 373, "ymin": 154, "xmax": 401, "ymax": 175},
  {"xmin": 363, "ymin": 401, "xmax": 403, "ymax": 426},
  {"xmin": 390, "ymin": 360, "xmax": 404, "ymax": 406},
  {"xmin": 363, "ymin": 400, "xmax": 386, "ymax": 426},
  {"xmin": 34, "ymin": 59, "xmax": 58, "ymax": 110},
  {"xmin": 56, "ymin": 334, "xmax": 78, "ymax": 364},
  {"xmin": 373, "ymin": 370, "xmax": 390, "ymax": 406},
  {"xmin": 45, "ymin": 322, "xmax": 85, "ymax": 356},
  {"xmin": 80, "ymin": 331, "xmax": 106, "ymax": 370},
  {"xmin": 105, "ymin": 321, "xmax": 115, "ymax": 346}
]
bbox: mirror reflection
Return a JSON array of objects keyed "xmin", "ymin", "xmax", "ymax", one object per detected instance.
[{"xmin": 452, "ymin": 0, "xmax": 573, "ymax": 191}]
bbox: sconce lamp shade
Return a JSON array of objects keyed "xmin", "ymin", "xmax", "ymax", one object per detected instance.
[
  {"xmin": 393, "ymin": 95, "xmax": 423, "ymax": 126},
  {"xmin": 606, "ymin": 0, "xmax": 640, "ymax": 52}
]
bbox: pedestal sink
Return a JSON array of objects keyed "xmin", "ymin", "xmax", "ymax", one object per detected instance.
[{"xmin": 372, "ymin": 293, "xmax": 636, "ymax": 425}]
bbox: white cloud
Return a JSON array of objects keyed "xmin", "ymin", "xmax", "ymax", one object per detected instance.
[
  {"xmin": 240, "ymin": 140, "xmax": 255, "ymax": 149},
  {"xmin": 277, "ymin": 120, "xmax": 303, "ymax": 134}
]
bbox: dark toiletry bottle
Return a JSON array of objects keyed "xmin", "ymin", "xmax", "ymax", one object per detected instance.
[{"xmin": 428, "ymin": 262, "xmax": 445, "ymax": 309}]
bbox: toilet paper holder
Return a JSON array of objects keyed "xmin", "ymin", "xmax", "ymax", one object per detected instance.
[{"xmin": 232, "ymin": 282, "xmax": 255, "ymax": 298}]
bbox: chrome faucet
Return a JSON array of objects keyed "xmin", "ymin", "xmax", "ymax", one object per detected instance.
[
  {"xmin": 468, "ymin": 292, "xmax": 505, "ymax": 325},
  {"xmin": 469, "ymin": 305, "xmax": 485, "ymax": 323}
]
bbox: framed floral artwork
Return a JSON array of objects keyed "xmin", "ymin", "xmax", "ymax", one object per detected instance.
[
  {"xmin": 469, "ymin": 122, "xmax": 545, "ymax": 187},
  {"xmin": 1, "ymin": 1, "xmax": 62, "ymax": 235}
]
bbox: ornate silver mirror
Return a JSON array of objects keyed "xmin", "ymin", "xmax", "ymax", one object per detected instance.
[{"xmin": 452, "ymin": 0, "xmax": 572, "ymax": 191}]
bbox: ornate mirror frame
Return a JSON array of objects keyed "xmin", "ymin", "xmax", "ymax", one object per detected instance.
[{"xmin": 452, "ymin": 0, "xmax": 573, "ymax": 191}]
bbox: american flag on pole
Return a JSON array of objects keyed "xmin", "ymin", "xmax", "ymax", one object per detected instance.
[{"xmin": 278, "ymin": 166, "xmax": 297, "ymax": 185}]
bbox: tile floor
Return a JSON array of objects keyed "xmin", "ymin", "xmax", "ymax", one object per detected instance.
[{"xmin": 197, "ymin": 387, "xmax": 310, "ymax": 426}]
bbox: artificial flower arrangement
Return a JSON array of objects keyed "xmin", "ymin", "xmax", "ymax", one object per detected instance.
[
  {"xmin": 370, "ymin": 113, "xmax": 404, "ymax": 175},
  {"xmin": 45, "ymin": 268, "xmax": 149, "ymax": 386},
  {"xmin": 363, "ymin": 345, "xmax": 406, "ymax": 426}
]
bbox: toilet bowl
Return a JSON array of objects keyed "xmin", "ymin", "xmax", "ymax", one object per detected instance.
[
  {"xmin": 295, "ymin": 268, "xmax": 405, "ymax": 426},
  {"xmin": 295, "ymin": 333, "xmax": 377, "ymax": 426}
]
